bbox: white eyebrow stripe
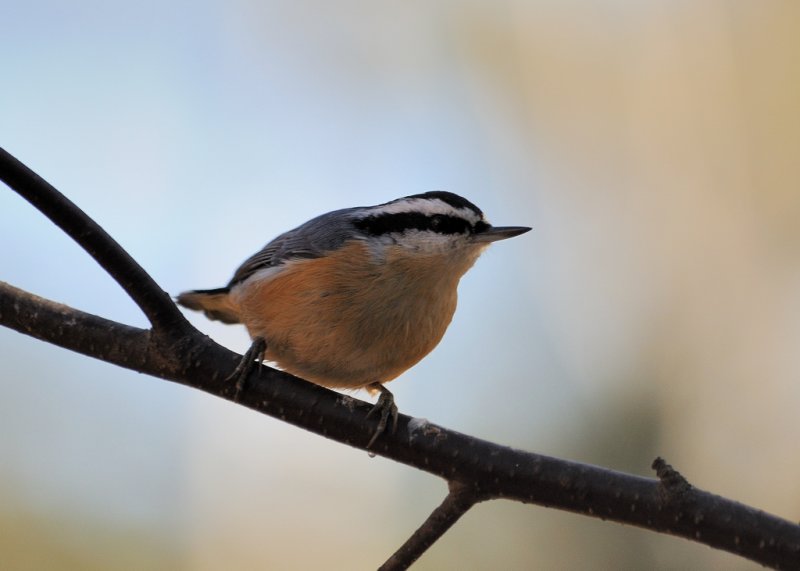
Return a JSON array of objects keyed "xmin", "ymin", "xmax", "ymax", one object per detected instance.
[{"xmin": 368, "ymin": 198, "xmax": 482, "ymax": 224}]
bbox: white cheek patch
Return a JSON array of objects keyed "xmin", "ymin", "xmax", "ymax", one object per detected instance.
[{"xmin": 374, "ymin": 228, "xmax": 468, "ymax": 255}]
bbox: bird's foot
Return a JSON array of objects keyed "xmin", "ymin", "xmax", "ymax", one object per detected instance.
[
  {"xmin": 226, "ymin": 337, "xmax": 267, "ymax": 402},
  {"xmin": 366, "ymin": 383, "xmax": 399, "ymax": 450}
]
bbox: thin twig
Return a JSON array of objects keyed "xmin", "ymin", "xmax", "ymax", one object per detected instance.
[
  {"xmin": 379, "ymin": 481, "xmax": 485, "ymax": 570},
  {"xmin": 0, "ymin": 146, "xmax": 189, "ymax": 334}
]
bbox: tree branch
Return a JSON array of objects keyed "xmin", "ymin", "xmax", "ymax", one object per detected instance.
[
  {"xmin": 0, "ymin": 147, "xmax": 190, "ymax": 334},
  {"xmin": 2, "ymin": 147, "xmax": 800, "ymax": 569}
]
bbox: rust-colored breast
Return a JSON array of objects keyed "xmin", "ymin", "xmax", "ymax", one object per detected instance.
[{"xmin": 231, "ymin": 240, "xmax": 474, "ymax": 389}]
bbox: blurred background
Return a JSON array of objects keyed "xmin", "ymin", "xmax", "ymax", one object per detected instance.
[{"xmin": 1, "ymin": 1, "xmax": 799, "ymax": 569}]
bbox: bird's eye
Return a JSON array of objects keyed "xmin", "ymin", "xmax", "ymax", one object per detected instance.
[
  {"xmin": 473, "ymin": 220, "xmax": 490, "ymax": 234},
  {"xmin": 430, "ymin": 215, "xmax": 446, "ymax": 230}
]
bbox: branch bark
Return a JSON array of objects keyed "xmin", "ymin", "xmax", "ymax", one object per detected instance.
[{"xmin": 2, "ymin": 146, "xmax": 800, "ymax": 570}]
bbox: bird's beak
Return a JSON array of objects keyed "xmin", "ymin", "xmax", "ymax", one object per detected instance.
[{"xmin": 472, "ymin": 225, "xmax": 532, "ymax": 243}]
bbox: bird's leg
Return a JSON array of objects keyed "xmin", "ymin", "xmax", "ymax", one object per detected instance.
[
  {"xmin": 226, "ymin": 336, "xmax": 267, "ymax": 402},
  {"xmin": 365, "ymin": 383, "xmax": 399, "ymax": 449}
]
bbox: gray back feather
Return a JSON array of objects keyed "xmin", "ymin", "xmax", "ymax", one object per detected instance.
[{"xmin": 227, "ymin": 207, "xmax": 362, "ymax": 286}]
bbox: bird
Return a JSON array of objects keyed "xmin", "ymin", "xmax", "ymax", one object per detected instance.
[{"xmin": 176, "ymin": 191, "xmax": 530, "ymax": 448}]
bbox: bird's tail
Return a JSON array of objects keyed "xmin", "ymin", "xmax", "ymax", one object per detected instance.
[{"xmin": 175, "ymin": 287, "xmax": 241, "ymax": 324}]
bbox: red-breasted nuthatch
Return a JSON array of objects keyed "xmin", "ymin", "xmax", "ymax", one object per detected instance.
[{"xmin": 177, "ymin": 191, "xmax": 530, "ymax": 447}]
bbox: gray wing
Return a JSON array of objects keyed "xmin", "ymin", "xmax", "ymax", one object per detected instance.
[{"xmin": 227, "ymin": 207, "xmax": 362, "ymax": 286}]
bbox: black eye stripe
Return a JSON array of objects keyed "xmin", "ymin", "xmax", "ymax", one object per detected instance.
[{"xmin": 355, "ymin": 212, "xmax": 473, "ymax": 236}]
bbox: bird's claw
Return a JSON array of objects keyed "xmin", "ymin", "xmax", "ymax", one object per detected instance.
[
  {"xmin": 226, "ymin": 337, "xmax": 267, "ymax": 401},
  {"xmin": 366, "ymin": 384, "xmax": 399, "ymax": 450}
]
